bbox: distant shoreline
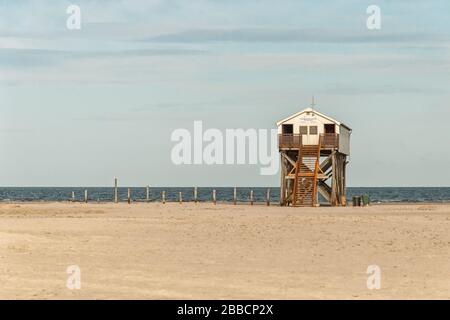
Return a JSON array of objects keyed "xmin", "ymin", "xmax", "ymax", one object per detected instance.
[{"xmin": 1, "ymin": 187, "xmax": 450, "ymax": 204}]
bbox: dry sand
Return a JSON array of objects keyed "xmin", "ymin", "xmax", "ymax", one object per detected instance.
[{"xmin": 0, "ymin": 202, "xmax": 448, "ymax": 300}]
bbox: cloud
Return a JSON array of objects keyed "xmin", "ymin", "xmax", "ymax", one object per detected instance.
[
  {"xmin": 140, "ymin": 28, "xmax": 450, "ymax": 44},
  {"xmin": 2, "ymin": 49, "xmax": 448, "ymax": 89},
  {"xmin": 316, "ymin": 83, "xmax": 448, "ymax": 95},
  {"xmin": 0, "ymin": 47, "xmax": 208, "ymax": 68}
]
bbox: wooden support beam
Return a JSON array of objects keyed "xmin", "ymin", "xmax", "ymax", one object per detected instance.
[
  {"xmin": 281, "ymin": 152, "xmax": 297, "ymax": 167},
  {"xmin": 320, "ymin": 155, "xmax": 333, "ymax": 173},
  {"xmin": 280, "ymin": 154, "xmax": 286, "ymax": 206},
  {"xmin": 331, "ymin": 151, "xmax": 337, "ymax": 206},
  {"xmin": 343, "ymin": 160, "xmax": 347, "ymax": 206},
  {"xmin": 286, "ymin": 173, "xmax": 329, "ymax": 180},
  {"xmin": 318, "ymin": 180, "xmax": 332, "ymax": 202}
]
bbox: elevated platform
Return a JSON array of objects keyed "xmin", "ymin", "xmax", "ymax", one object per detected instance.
[{"xmin": 278, "ymin": 133, "xmax": 339, "ymax": 150}]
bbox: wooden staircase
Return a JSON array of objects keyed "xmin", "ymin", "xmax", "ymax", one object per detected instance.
[{"xmin": 292, "ymin": 137, "xmax": 322, "ymax": 207}]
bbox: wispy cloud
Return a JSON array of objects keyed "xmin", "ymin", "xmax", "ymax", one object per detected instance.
[
  {"xmin": 316, "ymin": 83, "xmax": 448, "ymax": 95},
  {"xmin": 0, "ymin": 47, "xmax": 208, "ymax": 68},
  {"xmin": 140, "ymin": 28, "xmax": 450, "ymax": 44}
]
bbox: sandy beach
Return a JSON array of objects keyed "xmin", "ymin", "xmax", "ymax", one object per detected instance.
[{"xmin": 0, "ymin": 202, "xmax": 448, "ymax": 300}]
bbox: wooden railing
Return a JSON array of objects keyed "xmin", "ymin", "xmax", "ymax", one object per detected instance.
[
  {"xmin": 278, "ymin": 133, "xmax": 339, "ymax": 149},
  {"xmin": 321, "ymin": 133, "xmax": 339, "ymax": 149},
  {"xmin": 278, "ymin": 134, "xmax": 302, "ymax": 148}
]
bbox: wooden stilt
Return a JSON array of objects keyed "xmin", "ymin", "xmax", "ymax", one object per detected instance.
[
  {"xmin": 266, "ymin": 188, "xmax": 271, "ymax": 206},
  {"xmin": 162, "ymin": 191, "xmax": 166, "ymax": 204},
  {"xmin": 233, "ymin": 187, "xmax": 237, "ymax": 205},
  {"xmin": 250, "ymin": 190, "xmax": 254, "ymax": 205},
  {"xmin": 127, "ymin": 188, "xmax": 131, "ymax": 204},
  {"xmin": 280, "ymin": 154, "xmax": 286, "ymax": 206},
  {"xmin": 330, "ymin": 152, "xmax": 334, "ymax": 205},
  {"xmin": 213, "ymin": 189, "xmax": 217, "ymax": 205},
  {"xmin": 342, "ymin": 160, "xmax": 348, "ymax": 206}
]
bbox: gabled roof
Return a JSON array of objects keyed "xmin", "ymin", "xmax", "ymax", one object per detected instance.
[{"xmin": 276, "ymin": 107, "xmax": 352, "ymax": 131}]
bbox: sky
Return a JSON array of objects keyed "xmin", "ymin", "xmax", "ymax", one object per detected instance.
[{"xmin": 0, "ymin": 0, "xmax": 449, "ymax": 187}]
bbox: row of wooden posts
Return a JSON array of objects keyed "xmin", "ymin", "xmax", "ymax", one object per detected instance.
[{"xmin": 72, "ymin": 179, "xmax": 272, "ymax": 206}]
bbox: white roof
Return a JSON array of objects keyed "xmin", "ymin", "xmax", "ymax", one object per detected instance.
[{"xmin": 276, "ymin": 107, "xmax": 352, "ymax": 131}]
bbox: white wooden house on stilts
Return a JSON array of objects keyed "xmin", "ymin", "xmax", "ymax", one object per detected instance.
[{"xmin": 277, "ymin": 106, "xmax": 352, "ymax": 207}]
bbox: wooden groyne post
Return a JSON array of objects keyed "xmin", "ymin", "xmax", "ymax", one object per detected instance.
[
  {"xmin": 266, "ymin": 188, "xmax": 271, "ymax": 206},
  {"xmin": 233, "ymin": 187, "xmax": 237, "ymax": 205},
  {"xmin": 162, "ymin": 191, "xmax": 166, "ymax": 204},
  {"xmin": 127, "ymin": 188, "xmax": 131, "ymax": 204},
  {"xmin": 84, "ymin": 189, "xmax": 88, "ymax": 203},
  {"xmin": 146, "ymin": 186, "xmax": 150, "ymax": 202},
  {"xmin": 114, "ymin": 178, "xmax": 118, "ymax": 203},
  {"xmin": 179, "ymin": 192, "xmax": 183, "ymax": 204},
  {"xmin": 250, "ymin": 190, "xmax": 254, "ymax": 206},
  {"xmin": 194, "ymin": 187, "xmax": 198, "ymax": 203},
  {"xmin": 213, "ymin": 189, "xmax": 217, "ymax": 205},
  {"xmin": 71, "ymin": 191, "xmax": 75, "ymax": 202}
]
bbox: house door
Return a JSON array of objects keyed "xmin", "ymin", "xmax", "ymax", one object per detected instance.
[{"xmin": 299, "ymin": 125, "xmax": 319, "ymax": 145}]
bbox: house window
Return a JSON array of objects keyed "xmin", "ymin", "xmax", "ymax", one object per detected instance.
[
  {"xmin": 300, "ymin": 126, "xmax": 308, "ymax": 135},
  {"xmin": 282, "ymin": 124, "xmax": 293, "ymax": 134},
  {"xmin": 324, "ymin": 124, "xmax": 335, "ymax": 134},
  {"xmin": 309, "ymin": 126, "xmax": 318, "ymax": 135}
]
